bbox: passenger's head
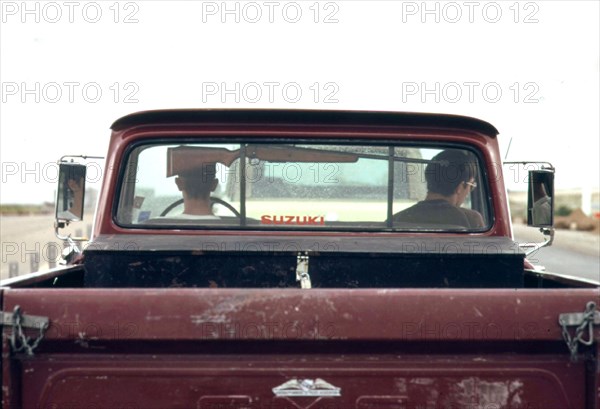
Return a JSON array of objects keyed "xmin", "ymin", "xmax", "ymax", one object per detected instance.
[
  {"xmin": 425, "ymin": 149, "xmax": 478, "ymax": 197},
  {"xmin": 174, "ymin": 163, "xmax": 218, "ymax": 199},
  {"xmin": 531, "ymin": 172, "xmax": 550, "ymax": 201}
]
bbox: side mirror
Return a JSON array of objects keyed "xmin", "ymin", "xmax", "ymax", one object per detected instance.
[
  {"xmin": 527, "ymin": 169, "xmax": 554, "ymax": 227},
  {"xmin": 56, "ymin": 163, "xmax": 86, "ymax": 222}
]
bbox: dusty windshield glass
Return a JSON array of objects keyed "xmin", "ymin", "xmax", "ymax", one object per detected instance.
[{"xmin": 116, "ymin": 142, "xmax": 490, "ymax": 230}]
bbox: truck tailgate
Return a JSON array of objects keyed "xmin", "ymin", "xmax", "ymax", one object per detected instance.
[{"xmin": 3, "ymin": 288, "xmax": 599, "ymax": 408}]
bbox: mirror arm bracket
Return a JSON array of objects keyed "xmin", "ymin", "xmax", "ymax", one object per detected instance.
[
  {"xmin": 540, "ymin": 226, "xmax": 555, "ymax": 244},
  {"xmin": 54, "ymin": 220, "xmax": 88, "ymax": 242},
  {"xmin": 519, "ymin": 226, "xmax": 555, "ymax": 255},
  {"xmin": 54, "ymin": 221, "xmax": 86, "ymax": 264}
]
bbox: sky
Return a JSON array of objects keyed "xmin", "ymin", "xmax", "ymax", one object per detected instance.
[{"xmin": 0, "ymin": 0, "xmax": 599, "ymax": 204}]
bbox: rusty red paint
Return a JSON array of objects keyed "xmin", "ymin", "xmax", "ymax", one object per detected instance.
[
  {"xmin": 2, "ymin": 110, "xmax": 597, "ymax": 409},
  {"xmin": 3, "ymin": 288, "xmax": 598, "ymax": 408},
  {"xmin": 93, "ymin": 124, "xmax": 511, "ymax": 240}
]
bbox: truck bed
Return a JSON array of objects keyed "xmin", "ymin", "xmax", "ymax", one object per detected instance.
[{"xmin": 3, "ymin": 286, "xmax": 599, "ymax": 408}]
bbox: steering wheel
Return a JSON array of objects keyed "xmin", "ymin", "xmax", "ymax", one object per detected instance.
[{"xmin": 159, "ymin": 197, "xmax": 241, "ymax": 218}]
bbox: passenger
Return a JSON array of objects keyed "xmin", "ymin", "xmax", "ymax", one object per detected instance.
[
  {"xmin": 171, "ymin": 162, "xmax": 220, "ymax": 219},
  {"xmin": 393, "ymin": 149, "xmax": 484, "ymax": 228},
  {"xmin": 531, "ymin": 174, "xmax": 552, "ymax": 225}
]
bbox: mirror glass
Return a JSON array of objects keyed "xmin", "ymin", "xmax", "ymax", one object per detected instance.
[
  {"xmin": 527, "ymin": 170, "xmax": 554, "ymax": 227},
  {"xmin": 56, "ymin": 163, "xmax": 86, "ymax": 221}
]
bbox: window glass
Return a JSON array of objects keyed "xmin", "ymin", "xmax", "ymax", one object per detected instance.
[{"xmin": 116, "ymin": 142, "xmax": 490, "ymax": 231}]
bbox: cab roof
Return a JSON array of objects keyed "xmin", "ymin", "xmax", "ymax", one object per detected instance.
[{"xmin": 111, "ymin": 109, "xmax": 499, "ymax": 137}]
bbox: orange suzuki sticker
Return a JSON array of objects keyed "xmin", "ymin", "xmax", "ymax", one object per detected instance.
[{"xmin": 261, "ymin": 215, "xmax": 325, "ymax": 226}]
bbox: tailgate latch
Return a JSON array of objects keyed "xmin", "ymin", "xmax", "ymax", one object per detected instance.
[
  {"xmin": 559, "ymin": 301, "xmax": 600, "ymax": 362},
  {"xmin": 296, "ymin": 253, "xmax": 312, "ymax": 289},
  {"xmin": 1, "ymin": 305, "xmax": 49, "ymax": 356}
]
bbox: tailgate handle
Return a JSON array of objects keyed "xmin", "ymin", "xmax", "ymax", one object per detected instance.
[
  {"xmin": 1, "ymin": 305, "xmax": 49, "ymax": 356},
  {"xmin": 296, "ymin": 253, "xmax": 312, "ymax": 289}
]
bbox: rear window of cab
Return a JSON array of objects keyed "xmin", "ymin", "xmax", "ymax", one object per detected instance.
[{"xmin": 116, "ymin": 141, "xmax": 491, "ymax": 231}]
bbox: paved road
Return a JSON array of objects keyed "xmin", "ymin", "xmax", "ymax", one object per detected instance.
[
  {"xmin": 0, "ymin": 215, "xmax": 92, "ymax": 280},
  {"xmin": 512, "ymin": 223, "xmax": 600, "ymax": 282},
  {"xmin": 2, "ymin": 216, "xmax": 599, "ymax": 283}
]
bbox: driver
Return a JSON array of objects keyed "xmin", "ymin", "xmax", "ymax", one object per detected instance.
[
  {"xmin": 57, "ymin": 166, "xmax": 85, "ymax": 221},
  {"xmin": 170, "ymin": 162, "xmax": 220, "ymax": 219},
  {"xmin": 392, "ymin": 149, "xmax": 484, "ymax": 228}
]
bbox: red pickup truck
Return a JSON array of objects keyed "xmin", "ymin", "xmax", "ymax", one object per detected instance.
[{"xmin": 1, "ymin": 110, "xmax": 599, "ymax": 409}]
